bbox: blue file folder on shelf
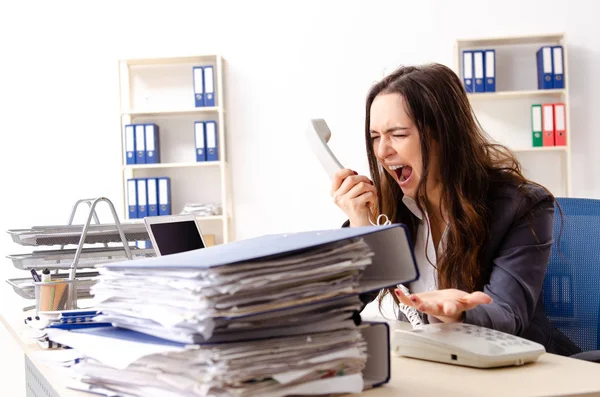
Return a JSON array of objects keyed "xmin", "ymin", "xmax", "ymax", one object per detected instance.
[
  {"xmin": 127, "ymin": 179, "xmax": 138, "ymax": 219},
  {"xmin": 134, "ymin": 124, "xmax": 146, "ymax": 164},
  {"xmin": 144, "ymin": 124, "xmax": 160, "ymax": 164},
  {"xmin": 462, "ymin": 51, "xmax": 474, "ymax": 93},
  {"xmin": 205, "ymin": 121, "xmax": 218, "ymax": 161},
  {"xmin": 194, "ymin": 121, "xmax": 206, "ymax": 162},
  {"xmin": 158, "ymin": 177, "xmax": 171, "ymax": 216},
  {"xmin": 204, "ymin": 66, "xmax": 215, "ymax": 107},
  {"xmin": 484, "ymin": 49, "xmax": 496, "ymax": 92},
  {"xmin": 124, "ymin": 125, "xmax": 136, "ymax": 165},
  {"xmin": 193, "ymin": 66, "xmax": 205, "ymax": 107},
  {"xmin": 136, "ymin": 179, "xmax": 148, "ymax": 218},
  {"xmin": 552, "ymin": 46, "xmax": 565, "ymax": 89},
  {"xmin": 147, "ymin": 178, "xmax": 158, "ymax": 217},
  {"xmin": 473, "ymin": 50, "xmax": 485, "ymax": 93},
  {"xmin": 537, "ymin": 46, "xmax": 553, "ymax": 90}
]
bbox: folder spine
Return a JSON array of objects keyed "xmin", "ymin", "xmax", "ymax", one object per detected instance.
[
  {"xmin": 531, "ymin": 104, "xmax": 543, "ymax": 147},
  {"xmin": 144, "ymin": 124, "xmax": 160, "ymax": 164},
  {"xmin": 205, "ymin": 120, "xmax": 219, "ymax": 161},
  {"xmin": 204, "ymin": 66, "xmax": 216, "ymax": 107},
  {"xmin": 195, "ymin": 121, "xmax": 207, "ymax": 162},
  {"xmin": 542, "ymin": 104, "xmax": 555, "ymax": 146},
  {"xmin": 473, "ymin": 50, "xmax": 485, "ymax": 93},
  {"xmin": 537, "ymin": 46, "xmax": 554, "ymax": 90},
  {"xmin": 127, "ymin": 179, "xmax": 138, "ymax": 219},
  {"xmin": 484, "ymin": 49, "xmax": 496, "ymax": 92},
  {"xmin": 125, "ymin": 125, "xmax": 136, "ymax": 165},
  {"xmin": 462, "ymin": 51, "xmax": 474, "ymax": 93},
  {"xmin": 158, "ymin": 177, "xmax": 171, "ymax": 216},
  {"xmin": 193, "ymin": 66, "xmax": 205, "ymax": 107},
  {"xmin": 552, "ymin": 46, "xmax": 565, "ymax": 89},
  {"xmin": 553, "ymin": 102, "xmax": 567, "ymax": 146}
]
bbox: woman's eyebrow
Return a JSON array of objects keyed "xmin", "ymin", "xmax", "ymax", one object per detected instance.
[{"xmin": 369, "ymin": 126, "xmax": 409, "ymax": 134}]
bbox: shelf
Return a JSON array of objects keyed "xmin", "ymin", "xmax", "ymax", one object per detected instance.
[
  {"xmin": 122, "ymin": 55, "xmax": 220, "ymax": 66},
  {"xmin": 513, "ymin": 146, "xmax": 568, "ymax": 153},
  {"xmin": 457, "ymin": 33, "xmax": 565, "ymax": 48},
  {"xmin": 468, "ymin": 89, "xmax": 566, "ymax": 100},
  {"xmin": 123, "ymin": 161, "xmax": 224, "ymax": 170},
  {"xmin": 122, "ymin": 107, "xmax": 222, "ymax": 117},
  {"xmin": 195, "ymin": 215, "xmax": 226, "ymax": 222}
]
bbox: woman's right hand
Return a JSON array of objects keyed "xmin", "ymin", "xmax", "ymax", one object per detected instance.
[{"xmin": 330, "ymin": 169, "xmax": 378, "ymax": 227}]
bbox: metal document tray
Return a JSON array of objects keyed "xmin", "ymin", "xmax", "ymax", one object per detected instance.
[
  {"xmin": 6, "ymin": 271, "xmax": 99, "ymax": 300},
  {"xmin": 7, "ymin": 222, "xmax": 150, "ymax": 246},
  {"xmin": 7, "ymin": 246, "xmax": 155, "ymax": 270}
]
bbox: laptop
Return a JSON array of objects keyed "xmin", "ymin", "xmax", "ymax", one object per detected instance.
[{"xmin": 143, "ymin": 214, "xmax": 206, "ymax": 256}]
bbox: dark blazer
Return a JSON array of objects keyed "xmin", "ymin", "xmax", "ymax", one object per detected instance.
[{"xmin": 353, "ymin": 180, "xmax": 581, "ymax": 357}]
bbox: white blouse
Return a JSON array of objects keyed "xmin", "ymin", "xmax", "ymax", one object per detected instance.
[
  {"xmin": 401, "ymin": 195, "xmax": 448, "ymax": 294},
  {"xmin": 361, "ymin": 196, "xmax": 448, "ymax": 323}
]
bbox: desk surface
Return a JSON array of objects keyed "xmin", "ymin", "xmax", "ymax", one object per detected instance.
[{"xmin": 2, "ymin": 309, "xmax": 600, "ymax": 397}]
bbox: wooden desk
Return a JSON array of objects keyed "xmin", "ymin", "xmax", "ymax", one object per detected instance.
[{"xmin": 2, "ymin": 310, "xmax": 599, "ymax": 397}]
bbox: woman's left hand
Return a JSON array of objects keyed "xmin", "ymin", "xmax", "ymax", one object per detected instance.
[{"xmin": 394, "ymin": 288, "xmax": 493, "ymax": 323}]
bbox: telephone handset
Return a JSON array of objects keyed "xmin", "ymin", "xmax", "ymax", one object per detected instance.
[
  {"xmin": 306, "ymin": 119, "xmax": 391, "ymax": 226},
  {"xmin": 306, "ymin": 119, "xmax": 344, "ymax": 178}
]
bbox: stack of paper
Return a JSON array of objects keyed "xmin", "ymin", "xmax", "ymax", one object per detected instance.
[
  {"xmin": 92, "ymin": 239, "xmax": 373, "ymax": 343},
  {"xmin": 48, "ymin": 326, "xmax": 367, "ymax": 397},
  {"xmin": 46, "ymin": 225, "xmax": 419, "ymax": 397}
]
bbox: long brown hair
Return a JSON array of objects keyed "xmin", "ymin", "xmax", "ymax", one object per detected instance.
[{"xmin": 365, "ymin": 63, "xmax": 553, "ymax": 297}]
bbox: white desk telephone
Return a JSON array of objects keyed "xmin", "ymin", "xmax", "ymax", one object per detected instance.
[{"xmin": 392, "ymin": 323, "xmax": 546, "ymax": 368}]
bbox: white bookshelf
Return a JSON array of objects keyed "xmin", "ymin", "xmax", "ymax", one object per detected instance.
[
  {"xmin": 454, "ymin": 33, "xmax": 572, "ymax": 197},
  {"xmin": 118, "ymin": 55, "xmax": 234, "ymax": 244}
]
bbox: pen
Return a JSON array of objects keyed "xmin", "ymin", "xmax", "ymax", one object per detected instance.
[{"xmin": 30, "ymin": 269, "xmax": 41, "ymax": 283}]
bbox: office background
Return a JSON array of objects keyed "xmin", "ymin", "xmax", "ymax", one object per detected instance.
[{"xmin": 1, "ymin": 0, "xmax": 599, "ymax": 394}]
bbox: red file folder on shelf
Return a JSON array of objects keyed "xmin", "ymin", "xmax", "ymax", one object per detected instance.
[
  {"xmin": 542, "ymin": 104, "xmax": 555, "ymax": 147},
  {"xmin": 553, "ymin": 103, "xmax": 567, "ymax": 146}
]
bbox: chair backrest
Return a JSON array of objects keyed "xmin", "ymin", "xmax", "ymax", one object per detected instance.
[{"xmin": 543, "ymin": 197, "xmax": 600, "ymax": 351}]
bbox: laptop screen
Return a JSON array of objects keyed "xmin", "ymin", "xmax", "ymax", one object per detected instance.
[{"xmin": 149, "ymin": 220, "xmax": 205, "ymax": 255}]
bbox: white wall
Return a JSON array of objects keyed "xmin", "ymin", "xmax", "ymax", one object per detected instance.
[{"xmin": 0, "ymin": 0, "xmax": 599, "ymax": 392}]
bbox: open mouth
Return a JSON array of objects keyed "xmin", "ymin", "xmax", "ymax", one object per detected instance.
[{"xmin": 390, "ymin": 165, "xmax": 413, "ymax": 184}]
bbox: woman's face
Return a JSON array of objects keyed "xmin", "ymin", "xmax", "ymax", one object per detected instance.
[{"xmin": 369, "ymin": 93, "xmax": 439, "ymax": 199}]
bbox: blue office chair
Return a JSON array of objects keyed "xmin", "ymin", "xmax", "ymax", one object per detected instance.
[{"xmin": 543, "ymin": 197, "xmax": 600, "ymax": 353}]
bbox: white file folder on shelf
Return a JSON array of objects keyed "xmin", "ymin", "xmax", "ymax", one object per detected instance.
[
  {"xmin": 124, "ymin": 125, "xmax": 135, "ymax": 165},
  {"xmin": 127, "ymin": 179, "xmax": 137, "ymax": 219},
  {"xmin": 204, "ymin": 66, "xmax": 215, "ymax": 107},
  {"xmin": 134, "ymin": 124, "xmax": 146, "ymax": 164}
]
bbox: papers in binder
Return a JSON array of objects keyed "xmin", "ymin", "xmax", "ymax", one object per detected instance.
[
  {"xmin": 92, "ymin": 238, "xmax": 374, "ymax": 343},
  {"xmin": 49, "ymin": 326, "xmax": 367, "ymax": 397},
  {"xmin": 49, "ymin": 225, "xmax": 414, "ymax": 397}
]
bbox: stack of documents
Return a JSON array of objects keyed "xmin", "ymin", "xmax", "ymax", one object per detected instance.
[
  {"xmin": 49, "ymin": 326, "xmax": 368, "ymax": 397},
  {"xmin": 92, "ymin": 238, "xmax": 373, "ymax": 343},
  {"xmin": 180, "ymin": 202, "xmax": 222, "ymax": 216},
  {"xmin": 47, "ymin": 225, "xmax": 418, "ymax": 397}
]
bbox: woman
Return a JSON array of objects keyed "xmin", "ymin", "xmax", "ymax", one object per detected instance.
[{"xmin": 331, "ymin": 63, "xmax": 580, "ymax": 356}]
